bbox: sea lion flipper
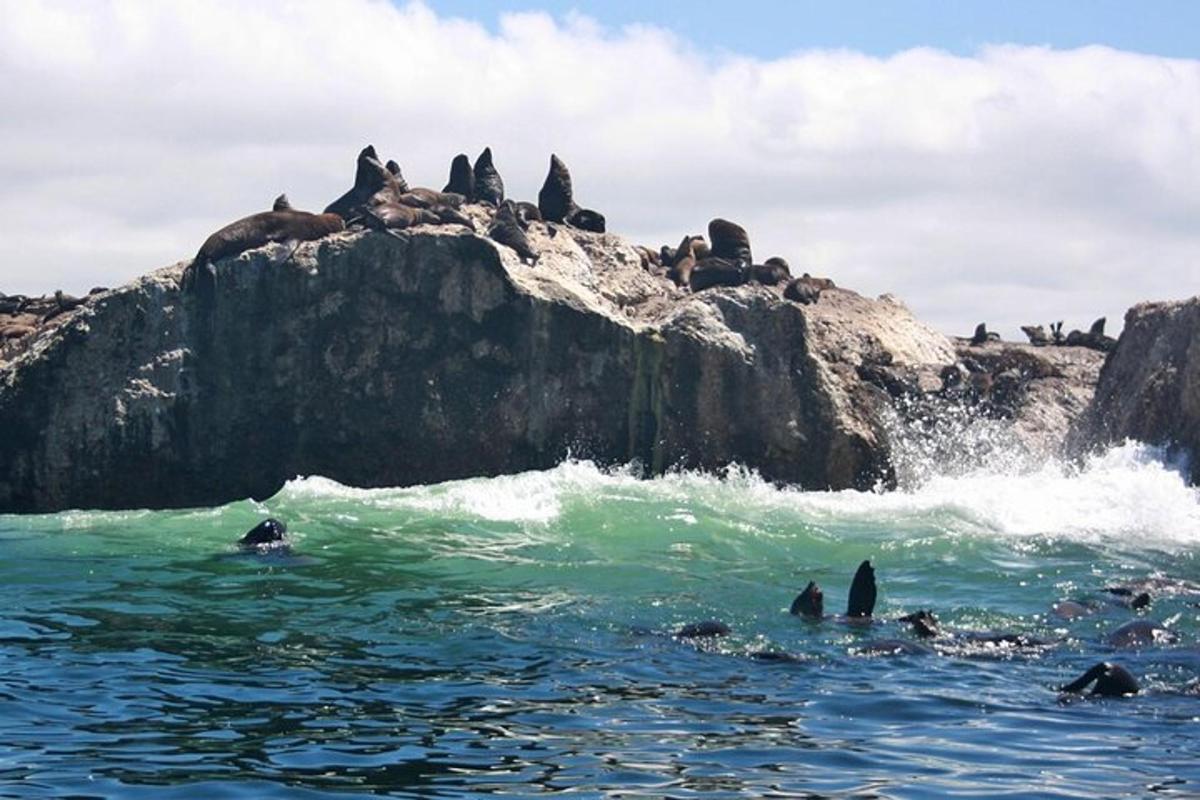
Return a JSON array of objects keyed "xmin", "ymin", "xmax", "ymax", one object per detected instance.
[{"xmin": 846, "ymin": 560, "xmax": 876, "ymax": 618}]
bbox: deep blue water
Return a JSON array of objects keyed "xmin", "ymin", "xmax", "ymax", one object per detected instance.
[{"xmin": 1, "ymin": 443, "xmax": 1199, "ymax": 798}]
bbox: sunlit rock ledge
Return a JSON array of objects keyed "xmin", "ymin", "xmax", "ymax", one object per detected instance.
[{"xmin": 0, "ymin": 220, "xmax": 1106, "ymax": 512}]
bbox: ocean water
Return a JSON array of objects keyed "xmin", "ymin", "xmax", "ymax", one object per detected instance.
[{"xmin": 1, "ymin": 441, "xmax": 1199, "ymax": 798}]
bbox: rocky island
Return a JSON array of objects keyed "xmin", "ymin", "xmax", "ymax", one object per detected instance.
[{"xmin": 0, "ymin": 146, "xmax": 1171, "ymax": 513}]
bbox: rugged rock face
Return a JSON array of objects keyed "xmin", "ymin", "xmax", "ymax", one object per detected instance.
[
  {"xmin": 0, "ymin": 216, "xmax": 1101, "ymax": 512},
  {"xmin": 1074, "ymin": 298, "xmax": 1200, "ymax": 478}
]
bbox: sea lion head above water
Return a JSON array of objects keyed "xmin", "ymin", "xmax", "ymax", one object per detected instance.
[
  {"xmin": 238, "ymin": 518, "xmax": 288, "ymax": 551},
  {"xmin": 790, "ymin": 581, "xmax": 824, "ymax": 619},
  {"xmin": 1060, "ymin": 661, "xmax": 1139, "ymax": 697}
]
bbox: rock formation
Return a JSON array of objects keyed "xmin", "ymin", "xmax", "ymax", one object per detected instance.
[
  {"xmin": 0, "ymin": 220, "xmax": 1108, "ymax": 512},
  {"xmin": 1073, "ymin": 299, "xmax": 1200, "ymax": 479}
]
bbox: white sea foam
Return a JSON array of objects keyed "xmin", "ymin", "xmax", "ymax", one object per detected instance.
[{"xmin": 276, "ymin": 439, "xmax": 1200, "ymax": 552}]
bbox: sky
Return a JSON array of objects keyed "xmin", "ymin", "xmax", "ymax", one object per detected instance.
[{"xmin": 1, "ymin": 1, "xmax": 1197, "ymax": 337}]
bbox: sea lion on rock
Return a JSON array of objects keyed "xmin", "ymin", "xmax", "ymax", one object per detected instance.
[
  {"xmin": 970, "ymin": 323, "xmax": 1000, "ymax": 346},
  {"xmin": 537, "ymin": 154, "xmax": 575, "ymax": 223},
  {"xmin": 708, "ymin": 218, "xmax": 753, "ymax": 264},
  {"xmin": 1021, "ymin": 324, "xmax": 1050, "ymax": 346},
  {"xmin": 273, "ymin": 194, "xmax": 292, "ymax": 211},
  {"xmin": 1060, "ymin": 662, "xmax": 1139, "ymax": 697},
  {"xmin": 399, "ymin": 188, "xmax": 465, "ymax": 210},
  {"xmin": 363, "ymin": 203, "xmax": 440, "ymax": 231},
  {"xmin": 488, "ymin": 201, "xmax": 537, "ymax": 264},
  {"xmin": 790, "ymin": 560, "xmax": 877, "ymax": 622},
  {"xmin": 689, "ymin": 257, "xmax": 747, "ymax": 292},
  {"xmin": 566, "ymin": 207, "xmax": 606, "ymax": 233},
  {"xmin": 238, "ymin": 518, "xmax": 289, "ymax": 552},
  {"xmin": 444, "ymin": 153, "xmax": 474, "ymax": 198},
  {"xmin": 748, "ymin": 257, "xmax": 791, "ymax": 286},
  {"xmin": 473, "ymin": 147, "xmax": 505, "ymax": 206},
  {"xmin": 324, "ymin": 145, "xmax": 405, "ymax": 220},
  {"xmin": 385, "ymin": 160, "xmax": 411, "ymax": 192},
  {"xmin": 191, "ymin": 205, "xmax": 345, "ymax": 268},
  {"xmin": 513, "ymin": 201, "xmax": 543, "ymax": 226},
  {"xmin": 784, "ymin": 277, "xmax": 822, "ymax": 305},
  {"xmin": 668, "ymin": 237, "xmax": 697, "ymax": 287}
]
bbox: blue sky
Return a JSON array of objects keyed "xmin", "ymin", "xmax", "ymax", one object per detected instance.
[{"xmin": 423, "ymin": 0, "xmax": 1199, "ymax": 59}]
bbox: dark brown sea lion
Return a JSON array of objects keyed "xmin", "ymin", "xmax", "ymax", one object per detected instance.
[
  {"xmin": 970, "ymin": 323, "xmax": 1000, "ymax": 345},
  {"xmin": 1060, "ymin": 662, "xmax": 1139, "ymax": 697},
  {"xmin": 566, "ymin": 207, "xmax": 606, "ymax": 233},
  {"xmin": 473, "ymin": 147, "xmax": 505, "ymax": 206},
  {"xmin": 538, "ymin": 153, "xmax": 575, "ymax": 223},
  {"xmin": 444, "ymin": 153, "xmax": 474, "ymax": 198},
  {"xmin": 193, "ymin": 207, "xmax": 345, "ymax": 266},
  {"xmin": 273, "ymin": 194, "xmax": 292, "ymax": 211},
  {"xmin": 238, "ymin": 518, "xmax": 288, "ymax": 551},
  {"xmin": 1105, "ymin": 619, "xmax": 1177, "ymax": 648},
  {"xmin": 385, "ymin": 160, "xmax": 411, "ymax": 192},
  {"xmin": 363, "ymin": 203, "xmax": 440, "ymax": 231},
  {"xmin": 398, "ymin": 188, "xmax": 465, "ymax": 210},
  {"xmin": 659, "ymin": 245, "xmax": 677, "ymax": 268},
  {"xmin": 488, "ymin": 201, "xmax": 537, "ymax": 264},
  {"xmin": 689, "ymin": 256, "xmax": 747, "ymax": 292},
  {"xmin": 708, "ymin": 218, "xmax": 753, "ymax": 264},
  {"xmin": 748, "ymin": 256, "xmax": 791, "ymax": 286},
  {"xmin": 324, "ymin": 145, "xmax": 405, "ymax": 220},
  {"xmin": 667, "ymin": 237, "xmax": 698, "ymax": 287},
  {"xmin": 514, "ymin": 201, "xmax": 543, "ymax": 226},
  {"xmin": 675, "ymin": 620, "xmax": 730, "ymax": 639},
  {"xmin": 784, "ymin": 277, "xmax": 822, "ymax": 305},
  {"xmin": 431, "ymin": 206, "xmax": 475, "ymax": 228},
  {"xmin": 790, "ymin": 560, "xmax": 877, "ymax": 622},
  {"xmin": 1021, "ymin": 324, "xmax": 1050, "ymax": 346}
]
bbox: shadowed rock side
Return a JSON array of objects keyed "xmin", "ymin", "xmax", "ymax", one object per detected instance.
[
  {"xmin": 1072, "ymin": 298, "xmax": 1200, "ymax": 479},
  {"xmin": 0, "ymin": 224, "xmax": 966, "ymax": 513}
]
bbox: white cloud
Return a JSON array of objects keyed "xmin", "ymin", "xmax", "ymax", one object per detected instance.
[{"xmin": 0, "ymin": 0, "xmax": 1197, "ymax": 337}]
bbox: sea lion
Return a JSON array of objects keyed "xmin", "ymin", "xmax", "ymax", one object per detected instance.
[
  {"xmin": 1105, "ymin": 619, "xmax": 1177, "ymax": 648},
  {"xmin": 1021, "ymin": 324, "xmax": 1050, "ymax": 346},
  {"xmin": 566, "ymin": 207, "xmax": 606, "ymax": 233},
  {"xmin": 708, "ymin": 218, "xmax": 753, "ymax": 264},
  {"xmin": 537, "ymin": 153, "xmax": 575, "ymax": 223},
  {"xmin": 324, "ymin": 145, "xmax": 405, "ymax": 220},
  {"xmin": 362, "ymin": 203, "xmax": 440, "ymax": 231},
  {"xmin": 898, "ymin": 609, "xmax": 1053, "ymax": 651},
  {"xmin": 790, "ymin": 560, "xmax": 877, "ymax": 622},
  {"xmin": 238, "ymin": 518, "xmax": 288, "ymax": 552},
  {"xmin": 398, "ymin": 188, "xmax": 465, "ymax": 210},
  {"xmin": 1049, "ymin": 321, "xmax": 1065, "ymax": 345},
  {"xmin": 970, "ymin": 323, "xmax": 1001, "ymax": 345},
  {"xmin": 273, "ymin": 194, "xmax": 292, "ymax": 211},
  {"xmin": 783, "ymin": 276, "xmax": 822, "ymax": 305},
  {"xmin": 431, "ymin": 205, "xmax": 475, "ymax": 229},
  {"xmin": 675, "ymin": 620, "xmax": 730, "ymax": 639},
  {"xmin": 1060, "ymin": 662, "xmax": 1139, "ymax": 697},
  {"xmin": 513, "ymin": 201, "xmax": 543, "ymax": 226},
  {"xmin": 667, "ymin": 237, "xmax": 698, "ymax": 287},
  {"xmin": 488, "ymin": 201, "xmax": 537, "ymax": 264},
  {"xmin": 688, "ymin": 257, "xmax": 747, "ymax": 292},
  {"xmin": 473, "ymin": 147, "xmax": 505, "ymax": 206},
  {"xmin": 748, "ymin": 257, "xmax": 791, "ymax": 286},
  {"xmin": 385, "ymin": 160, "xmax": 411, "ymax": 192},
  {"xmin": 191, "ymin": 205, "xmax": 345, "ymax": 268},
  {"xmin": 444, "ymin": 153, "xmax": 474, "ymax": 198}
]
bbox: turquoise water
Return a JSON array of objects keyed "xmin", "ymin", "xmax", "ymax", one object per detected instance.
[{"xmin": 1, "ymin": 443, "xmax": 1199, "ymax": 798}]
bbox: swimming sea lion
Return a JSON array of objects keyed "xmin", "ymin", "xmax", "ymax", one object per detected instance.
[
  {"xmin": 899, "ymin": 609, "xmax": 1052, "ymax": 651},
  {"xmin": 538, "ymin": 153, "xmax": 575, "ymax": 223},
  {"xmin": 444, "ymin": 154, "xmax": 475, "ymax": 198},
  {"xmin": 675, "ymin": 620, "xmax": 731, "ymax": 639},
  {"xmin": 1105, "ymin": 619, "xmax": 1177, "ymax": 648},
  {"xmin": 192, "ymin": 205, "xmax": 345, "ymax": 268},
  {"xmin": 1060, "ymin": 662, "xmax": 1139, "ymax": 697},
  {"xmin": 273, "ymin": 194, "xmax": 292, "ymax": 211},
  {"xmin": 324, "ymin": 145, "xmax": 405, "ymax": 220},
  {"xmin": 473, "ymin": 147, "xmax": 505, "ymax": 206},
  {"xmin": 790, "ymin": 560, "xmax": 877, "ymax": 621},
  {"xmin": 708, "ymin": 218, "xmax": 753, "ymax": 264},
  {"xmin": 488, "ymin": 201, "xmax": 537, "ymax": 264},
  {"xmin": 688, "ymin": 257, "xmax": 747, "ymax": 292},
  {"xmin": 238, "ymin": 518, "xmax": 288, "ymax": 551}
]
